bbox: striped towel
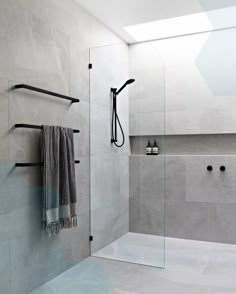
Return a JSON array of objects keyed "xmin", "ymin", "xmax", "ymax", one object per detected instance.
[{"xmin": 41, "ymin": 126, "xmax": 77, "ymax": 236}]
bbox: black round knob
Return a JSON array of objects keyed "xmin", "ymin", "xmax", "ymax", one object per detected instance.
[
  {"xmin": 207, "ymin": 165, "xmax": 213, "ymax": 171},
  {"xmin": 220, "ymin": 166, "xmax": 226, "ymax": 172}
]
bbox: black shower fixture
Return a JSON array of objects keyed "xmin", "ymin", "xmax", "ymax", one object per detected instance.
[{"xmin": 111, "ymin": 79, "xmax": 135, "ymax": 148}]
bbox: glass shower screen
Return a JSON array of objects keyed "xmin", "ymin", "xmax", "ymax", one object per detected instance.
[{"xmin": 89, "ymin": 41, "xmax": 165, "ymax": 268}]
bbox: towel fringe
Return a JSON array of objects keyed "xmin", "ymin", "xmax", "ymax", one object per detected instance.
[{"xmin": 44, "ymin": 216, "xmax": 77, "ymax": 236}]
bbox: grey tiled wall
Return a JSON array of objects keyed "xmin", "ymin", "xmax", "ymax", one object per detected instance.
[
  {"xmin": 129, "ymin": 155, "xmax": 236, "ymax": 244},
  {"xmin": 0, "ymin": 0, "xmax": 124, "ymax": 293},
  {"xmin": 129, "ymin": 35, "xmax": 236, "ymax": 245}
]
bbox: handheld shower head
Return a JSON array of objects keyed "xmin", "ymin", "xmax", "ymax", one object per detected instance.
[
  {"xmin": 115, "ymin": 78, "xmax": 135, "ymax": 95},
  {"xmin": 126, "ymin": 79, "xmax": 135, "ymax": 85},
  {"xmin": 111, "ymin": 78, "xmax": 135, "ymax": 148}
]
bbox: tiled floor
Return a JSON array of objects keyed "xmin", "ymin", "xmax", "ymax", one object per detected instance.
[{"xmin": 30, "ymin": 235, "xmax": 236, "ymax": 294}]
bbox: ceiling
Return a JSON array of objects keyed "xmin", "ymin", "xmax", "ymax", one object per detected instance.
[{"xmin": 75, "ymin": 0, "xmax": 235, "ymax": 43}]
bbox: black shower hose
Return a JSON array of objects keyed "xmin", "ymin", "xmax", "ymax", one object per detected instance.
[{"xmin": 111, "ymin": 91, "xmax": 125, "ymax": 148}]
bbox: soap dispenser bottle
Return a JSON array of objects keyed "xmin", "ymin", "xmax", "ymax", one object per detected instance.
[
  {"xmin": 152, "ymin": 140, "xmax": 159, "ymax": 155},
  {"xmin": 146, "ymin": 140, "xmax": 152, "ymax": 155}
]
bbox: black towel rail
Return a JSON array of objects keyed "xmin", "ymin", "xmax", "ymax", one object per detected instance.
[
  {"xmin": 15, "ymin": 124, "xmax": 80, "ymax": 133},
  {"xmin": 14, "ymin": 84, "xmax": 80, "ymax": 103},
  {"xmin": 15, "ymin": 160, "xmax": 80, "ymax": 167}
]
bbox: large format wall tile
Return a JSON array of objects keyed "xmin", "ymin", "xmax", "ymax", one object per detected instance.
[
  {"xmin": 0, "ymin": 4, "xmax": 69, "ymax": 93},
  {"xmin": 90, "ymin": 16, "xmax": 124, "ymax": 48},
  {"xmin": 165, "ymin": 155, "xmax": 236, "ymax": 243},
  {"xmin": 18, "ymin": 0, "xmax": 90, "ymax": 43},
  {"xmin": 10, "ymin": 212, "xmax": 90, "ymax": 294},
  {"xmin": 185, "ymin": 156, "xmax": 236, "ymax": 204},
  {"xmin": 165, "ymin": 199, "xmax": 216, "ymax": 242},
  {"xmin": 129, "ymin": 112, "xmax": 164, "ymax": 136},
  {"xmin": 0, "ymin": 240, "xmax": 10, "ymax": 294},
  {"xmin": 129, "ymin": 156, "xmax": 165, "ymax": 236},
  {"xmin": 75, "ymin": 156, "xmax": 90, "ymax": 216},
  {"xmin": 70, "ymin": 38, "xmax": 89, "ymax": 102},
  {"xmin": 0, "ymin": 78, "xmax": 9, "ymax": 160},
  {"xmin": 129, "ymin": 42, "xmax": 164, "ymax": 136},
  {"xmin": 211, "ymin": 203, "xmax": 236, "ymax": 244},
  {"xmin": 91, "ymin": 154, "xmax": 129, "ymax": 253},
  {"xmin": 90, "ymin": 43, "xmax": 128, "ymax": 109},
  {"xmin": 130, "ymin": 155, "xmax": 236, "ymax": 243}
]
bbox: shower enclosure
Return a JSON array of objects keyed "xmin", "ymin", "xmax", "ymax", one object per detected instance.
[
  {"xmin": 90, "ymin": 41, "xmax": 165, "ymax": 268},
  {"xmin": 90, "ymin": 27, "xmax": 236, "ymax": 268}
]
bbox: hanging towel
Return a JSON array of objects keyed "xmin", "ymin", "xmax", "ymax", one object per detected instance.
[{"xmin": 41, "ymin": 125, "xmax": 77, "ymax": 236}]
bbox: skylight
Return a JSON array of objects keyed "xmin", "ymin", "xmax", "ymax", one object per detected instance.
[{"xmin": 124, "ymin": 11, "xmax": 215, "ymax": 42}]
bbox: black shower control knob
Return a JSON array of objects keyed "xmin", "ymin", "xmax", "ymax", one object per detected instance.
[
  {"xmin": 220, "ymin": 166, "xmax": 226, "ymax": 172},
  {"xmin": 207, "ymin": 165, "xmax": 213, "ymax": 171}
]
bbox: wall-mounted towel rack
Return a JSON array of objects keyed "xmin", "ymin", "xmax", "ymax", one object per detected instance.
[
  {"xmin": 15, "ymin": 124, "xmax": 80, "ymax": 133},
  {"xmin": 15, "ymin": 160, "xmax": 80, "ymax": 167},
  {"xmin": 14, "ymin": 84, "xmax": 80, "ymax": 103}
]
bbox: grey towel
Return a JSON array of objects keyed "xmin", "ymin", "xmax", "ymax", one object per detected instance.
[{"xmin": 41, "ymin": 126, "xmax": 77, "ymax": 236}]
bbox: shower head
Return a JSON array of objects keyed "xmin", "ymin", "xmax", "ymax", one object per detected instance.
[
  {"xmin": 126, "ymin": 79, "xmax": 135, "ymax": 85},
  {"xmin": 114, "ymin": 79, "xmax": 136, "ymax": 95}
]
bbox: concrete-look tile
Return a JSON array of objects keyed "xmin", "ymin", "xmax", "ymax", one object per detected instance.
[
  {"xmin": 0, "ymin": 36, "xmax": 9, "ymax": 79},
  {"xmin": 90, "ymin": 43, "xmax": 129, "ymax": 110},
  {"xmin": 185, "ymin": 156, "xmax": 236, "ymax": 204},
  {"xmin": 70, "ymin": 37, "xmax": 89, "ymax": 102},
  {"xmin": 10, "ymin": 212, "xmax": 90, "ymax": 294},
  {"xmin": 0, "ymin": 166, "xmax": 42, "ymax": 241},
  {"xmin": 165, "ymin": 156, "xmax": 186, "ymax": 201},
  {"xmin": 129, "ymin": 156, "xmax": 165, "ymax": 201},
  {"xmin": 18, "ymin": 0, "xmax": 90, "ymax": 42},
  {"xmin": 129, "ymin": 198, "xmax": 164, "ymax": 236},
  {"xmin": 91, "ymin": 154, "xmax": 129, "ymax": 253},
  {"xmin": 0, "ymin": 162, "xmax": 13, "ymax": 216},
  {"xmin": 129, "ymin": 112, "xmax": 164, "ymax": 136},
  {"xmin": 75, "ymin": 156, "xmax": 90, "ymax": 216},
  {"xmin": 210, "ymin": 203, "xmax": 236, "ymax": 244},
  {"xmin": 129, "ymin": 42, "xmax": 164, "ymax": 111},
  {"xmin": 0, "ymin": 5, "xmax": 69, "ymax": 93},
  {"xmin": 90, "ymin": 16, "xmax": 124, "ymax": 48},
  {"xmin": 129, "ymin": 156, "xmax": 164, "ymax": 235},
  {"xmin": 0, "ymin": 78, "xmax": 9, "ymax": 160},
  {"xmin": 165, "ymin": 107, "xmax": 236, "ymax": 135},
  {"xmin": 165, "ymin": 200, "xmax": 216, "ymax": 242},
  {"xmin": 0, "ymin": 240, "xmax": 10, "ymax": 294},
  {"xmin": 90, "ymin": 103, "xmax": 111, "ymax": 156}
]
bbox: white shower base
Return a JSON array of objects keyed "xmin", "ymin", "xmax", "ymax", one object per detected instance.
[
  {"xmin": 93, "ymin": 232, "xmax": 236, "ymax": 271},
  {"xmin": 93, "ymin": 232, "xmax": 165, "ymax": 267}
]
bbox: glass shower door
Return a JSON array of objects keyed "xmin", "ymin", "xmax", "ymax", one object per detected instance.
[{"xmin": 90, "ymin": 41, "xmax": 165, "ymax": 268}]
